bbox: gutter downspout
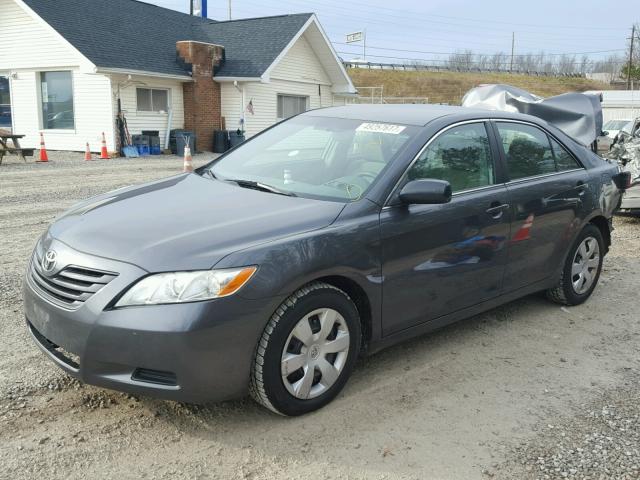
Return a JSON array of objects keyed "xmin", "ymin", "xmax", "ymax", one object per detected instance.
[{"xmin": 233, "ymin": 80, "xmax": 245, "ymax": 133}]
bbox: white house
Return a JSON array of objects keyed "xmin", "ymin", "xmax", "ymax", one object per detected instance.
[{"xmin": 0, "ymin": 0, "xmax": 356, "ymax": 152}]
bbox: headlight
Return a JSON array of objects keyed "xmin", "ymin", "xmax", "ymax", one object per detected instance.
[{"xmin": 115, "ymin": 267, "xmax": 257, "ymax": 307}]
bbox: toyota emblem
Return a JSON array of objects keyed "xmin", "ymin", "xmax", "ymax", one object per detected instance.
[{"xmin": 42, "ymin": 250, "xmax": 57, "ymax": 273}]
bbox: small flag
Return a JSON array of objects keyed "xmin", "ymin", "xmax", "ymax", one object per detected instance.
[{"xmin": 246, "ymin": 99, "xmax": 255, "ymax": 115}]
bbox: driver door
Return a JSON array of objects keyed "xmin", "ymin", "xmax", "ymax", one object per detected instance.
[{"xmin": 379, "ymin": 121, "xmax": 511, "ymax": 335}]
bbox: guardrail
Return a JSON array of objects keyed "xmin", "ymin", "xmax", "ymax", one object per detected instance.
[{"xmin": 343, "ymin": 61, "xmax": 587, "ymax": 78}]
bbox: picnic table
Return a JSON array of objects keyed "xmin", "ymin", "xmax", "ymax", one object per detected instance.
[{"xmin": 0, "ymin": 131, "xmax": 34, "ymax": 164}]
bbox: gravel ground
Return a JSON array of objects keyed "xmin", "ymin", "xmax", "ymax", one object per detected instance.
[{"xmin": 0, "ymin": 152, "xmax": 639, "ymax": 479}]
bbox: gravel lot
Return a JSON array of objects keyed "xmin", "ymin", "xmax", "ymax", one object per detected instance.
[{"xmin": 1, "ymin": 152, "xmax": 639, "ymax": 480}]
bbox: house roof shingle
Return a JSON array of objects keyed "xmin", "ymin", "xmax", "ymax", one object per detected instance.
[{"xmin": 21, "ymin": 0, "xmax": 313, "ymax": 78}]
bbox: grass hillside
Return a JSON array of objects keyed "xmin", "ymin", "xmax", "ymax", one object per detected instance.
[{"xmin": 347, "ymin": 68, "xmax": 614, "ymax": 104}]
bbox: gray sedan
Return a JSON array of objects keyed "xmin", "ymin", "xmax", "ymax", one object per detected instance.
[{"xmin": 23, "ymin": 105, "xmax": 626, "ymax": 415}]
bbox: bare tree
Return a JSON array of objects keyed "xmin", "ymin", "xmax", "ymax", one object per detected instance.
[
  {"xmin": 447, "ymin": 49, "xmax": 475, "ymax": 70},
  {"xmin": 490, "ymin": 52, "xmax": 507, "ymax": 71}
]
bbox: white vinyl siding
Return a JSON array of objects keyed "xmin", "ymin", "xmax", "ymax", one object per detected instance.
[
  {"xmin": 0, "ymin": 0, "xmax": 115, "ymax": 151},
  {"xmin": 220, "ymin": 33, "xmax": 335, "ymax": 138},
  {"xmin": 9, "ymin": 70, "xmax": 115, "ymax": 152},
  {"xmin": 270, "ymin": 35, "xmax": 331, "ymax": 86},
  {"xmin": 111, "ymin": 75, "xmax": 185, "ymax": 147},
  {"xmin": 0, "ymin": 0, "xmax": 92, "ymax": 71}
]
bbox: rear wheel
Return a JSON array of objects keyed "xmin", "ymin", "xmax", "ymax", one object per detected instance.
[
  {"xmin": 250, "ymin": 282, "xmax": 361, "ymax": 416},
  {"xmin": 546, "ymin": 224, "xmax": 604, "ymax": 305}
]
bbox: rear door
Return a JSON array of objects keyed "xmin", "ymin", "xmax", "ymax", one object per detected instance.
[
  {"xmin": 492, "ymin": 121, "xmax": 591, "ymax": 292},
  {"xmin": 380, "ymin": 121, "xmax": 511, "ymax": 335}
]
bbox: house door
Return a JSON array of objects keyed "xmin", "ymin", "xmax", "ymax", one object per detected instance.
[{"xmin": 0, "ymin": 76, "xmax": 12, "ymax": 131}]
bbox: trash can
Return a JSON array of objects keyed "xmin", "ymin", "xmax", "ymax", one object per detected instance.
[
  {"xmin": 213, "ymin": 130, "xmax": 229, "ymax": 153},
  {"xmin": 170, "ymin": 130, "xmax": 196, "ymax": 155},
  {"xmin": 228, "ymin": 130, "xmax": 245, "ymax": 148}
]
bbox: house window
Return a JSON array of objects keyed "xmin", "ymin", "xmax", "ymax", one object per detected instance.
[
  {"xmin": 0, "ymin": 76, "xmax": 11, "ymax": 129},
  {"xmin": 137, "ymin": 88, "xmax": 169, "ymax": 113},
  {"xmin": 40, "ymin": 71, "xmax": 74, "ymax": 130},
  {"xmin": 277, "ymin": 95, "xmax": 308, "ymax": 120}
]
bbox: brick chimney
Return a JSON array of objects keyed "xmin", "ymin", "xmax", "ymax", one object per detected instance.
[{"xmin": 176, "ymin": 41, "xmax": 225, "ymax": 152}]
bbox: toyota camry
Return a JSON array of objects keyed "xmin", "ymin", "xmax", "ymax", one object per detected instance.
[{"xmin": 24, "ymin": 105, "xmax": 626, "ymax": 415}]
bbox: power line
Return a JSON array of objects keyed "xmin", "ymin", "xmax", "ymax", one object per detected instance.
[
  {"xmin": 296, "ymin": 0, "xmax": 625, "ymax": 31},
  {"xmin": 333, "ymin": 42, "xmax": 626, "ymax": 58},
  {"xmin": 234, "ymin": 0, "xmax": 625, "ymax": 42}
]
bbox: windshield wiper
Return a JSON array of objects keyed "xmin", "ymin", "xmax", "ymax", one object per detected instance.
[
  {"xmin": 227, "ymin": 179, "xmax": 297, "ymax": 197},
  {"xmin": 202, "ymin": 169, "xmax": 217, "ymax": 180}
]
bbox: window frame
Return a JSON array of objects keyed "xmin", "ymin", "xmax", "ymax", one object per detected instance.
[
  {"xmin": 276, "ymin": 94, "xmax": 309, "ymax": 121},
  {"xmin": 39, "ymin": 70, "xmax": 75, "ymax": 131},
  {"xmin": 0, "ymin": 75, "xmax": 13, "ymax": 131},
  {"xmin": 136, "ymin": 87, "xmax": 170, "ymax": 113},
  {"xmin": 385, "ymin": 119, "xmax": 503, "ymax": 207},
  {"xmin": 490, "ymin": 120, "xmax": 585, "ymax": 184}
]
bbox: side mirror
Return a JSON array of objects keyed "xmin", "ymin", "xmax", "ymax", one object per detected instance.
[
  {"xmin": 601, "ymin": 131, "xmax": 609, "ymax": 137},
  {"xmin": 398, "ymin": 179, "xmax": 452, "ymax": 205}
]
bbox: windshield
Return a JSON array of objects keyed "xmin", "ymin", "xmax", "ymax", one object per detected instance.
[{"xmin": 208, "ymin": 116, "xmax": 418, "ymax": 202}]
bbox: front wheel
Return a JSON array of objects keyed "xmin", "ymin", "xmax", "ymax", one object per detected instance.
[
  {"xmin": 546, "ymin": 224, "xmax": 604, "ymax": 305},
  {"xmin": 250, "ymin": 282, "xmax": 361, "ymax": 416}
]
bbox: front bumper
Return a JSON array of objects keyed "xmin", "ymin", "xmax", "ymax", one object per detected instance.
[{"xmin": 23, "ymin": 240, "xmax": 283, "ymax": 403}]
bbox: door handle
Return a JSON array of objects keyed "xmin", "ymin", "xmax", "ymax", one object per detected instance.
[{"xmin": 486, "ymin": 203, "xmax": 510, "ymax": 218}]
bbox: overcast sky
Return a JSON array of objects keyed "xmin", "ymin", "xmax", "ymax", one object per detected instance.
[{"xmin": 146, "ymin": 0, "xmax": 635, "ymax": 65}]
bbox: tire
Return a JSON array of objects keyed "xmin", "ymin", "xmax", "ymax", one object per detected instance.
[
  {"xmin": 250, "ymin": 282, "xmax": 361, "ymax": 416},
  {"xmin": 546, "ymin": 224, "xmax": 604, "ymax": 306}
]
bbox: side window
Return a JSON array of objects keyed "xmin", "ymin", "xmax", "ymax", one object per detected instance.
[
  {"xmin": 550, "ymin": 137, "xmax": 581, "ymax": 171},
  {"xmin": 496, "ymin": 122, "xmax": 555, "ymax": 180},
  {"xmin": 408, "ymin": 123, "xmax": 494, "ymax": 192}
]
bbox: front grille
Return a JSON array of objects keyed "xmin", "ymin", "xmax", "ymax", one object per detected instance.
[
  {"xmin": 28, "ymin": 322, "xmax": 80, "ymax": 370},
  {"xmin": 29, "ymin": 252, "xmax": 118, "ymax": 309}
]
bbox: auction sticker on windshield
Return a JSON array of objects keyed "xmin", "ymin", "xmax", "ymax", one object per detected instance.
[{"xmin": 356, "ymin": 123, "xmax": 406, "ymax": 135}]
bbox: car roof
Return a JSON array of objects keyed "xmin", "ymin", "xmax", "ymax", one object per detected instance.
[{"xmin": 302, "ymin": 104, "xmax": 509, "ymax": 126}]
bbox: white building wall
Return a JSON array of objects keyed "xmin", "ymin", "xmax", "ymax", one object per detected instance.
[
  {"xmin": 602, "ymin": 108, "xmax": 640, "ymax": 123},
  {"xmin": 111, "ymin": 75, "xmax": 186, "ymax": 148},
  {"xmin": 220, "ymin": 33, "xmax": 335, "ymax": 138},
  {"xmin": 1, "ymin": 0, "xmax": 116, "ymax": 151},
  {"xmin": 270, "ymin": 34, "xmax": 331, "ymax": 86},
  {"xmin": 0, "ymin": 0, "xmax": 92, "ymax": 71},
  {"xmin": 599, "ymin": 90, "xmax": 640, "ymax": 124},
  {"xmin": 7, "ymin": 69, "xmax": 115, "ymax": 152}
]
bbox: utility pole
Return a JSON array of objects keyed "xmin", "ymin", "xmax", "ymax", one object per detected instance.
[
  {"xmin": 628, "ymin": 24, "xmax": 635, "ymax": 90},
  {"xmin": 189, "ymin": 0, "xmax": 193, "ymax": 16},
  {"xmin": 363, "ymin": 29, "xmax": 367, "ymax": 61},
  {"xmin": 510, "ymin": 32, "xmax": 515, "ymax": 73},
  {"xmin": 228, "ymin": 0, "xmax": 232, "ymax": 20}
]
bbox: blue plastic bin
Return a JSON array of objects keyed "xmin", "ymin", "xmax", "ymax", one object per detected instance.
[{"xmin": 136, "ymin": 144, "xmax": 150, "ymax": 156}]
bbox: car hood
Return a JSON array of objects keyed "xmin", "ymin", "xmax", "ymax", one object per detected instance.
[{"xmin": 47, "ymin": 174, "xmax": 345, "ymax": 272}]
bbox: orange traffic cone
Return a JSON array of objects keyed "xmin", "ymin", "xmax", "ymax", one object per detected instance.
[
  {"xmin": 100, "ymin": 132, "xmax": 109, "ymax": 159},
  {"xmin": 183, "ymin": 145, "xmax": 193, "ymax": 172},
  {"xmin": 38, "ymin": 132, "xmax": 49, "ymax": 162},
  {"xmin": 84, "ymin": 142, "xmax": 92, "ymax": 161},
  {"xmin": 511, "ymin": 213, "xmax": 534, "ymax": 243}
]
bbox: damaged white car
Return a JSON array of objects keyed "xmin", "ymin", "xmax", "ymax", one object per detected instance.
[{"xmin": 606, "ymin": 118, "xmax": 640, "ymax": 215}]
